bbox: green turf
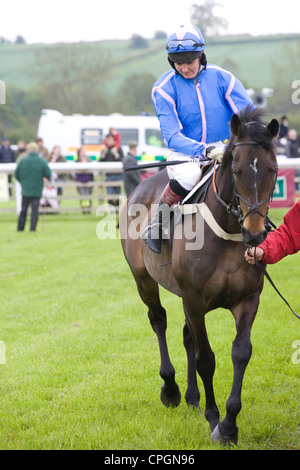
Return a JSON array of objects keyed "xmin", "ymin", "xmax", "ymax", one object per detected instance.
[{"xmin": 0, "ymin": 208, "xmax": 299, "ymax": 450}]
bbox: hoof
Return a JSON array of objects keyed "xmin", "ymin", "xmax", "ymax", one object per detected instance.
[
  {"xmin": 187, "ymin": 401, "xmax": 202, "ymax": 411},
  {"xmin": 185, "ymin": 390, "xmax": 201, "ymax": 410},
  {"xmin": 211, "ymin": 424, "xmax": 238, "ymax": 447},
  {"xmin": 160, "ymin": 384, "xmax": 181, "ymax": 408},
  {"xmin": 185, "ymin": 397, "xmax": 201, "ymax": 411}
]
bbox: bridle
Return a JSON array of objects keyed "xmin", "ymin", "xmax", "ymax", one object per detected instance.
[
  {"xmin": 212, "ymin": 140, "xmax": 278, "ymax": 227},
  {"xmin": 231, "ymin": 140, "xmax": 278, "ymax": 225}
]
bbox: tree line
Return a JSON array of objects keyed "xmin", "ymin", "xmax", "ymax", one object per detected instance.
[
  {"xmin": 0, "ymin": 42, "xmax": 158, "ymax": 142},
  {"xmin": 0, "ymin": 35, "xmax": 26, "ymax": 44}
]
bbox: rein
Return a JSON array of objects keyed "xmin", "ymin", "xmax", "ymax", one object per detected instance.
[
  {"xmin": 253, "ymin": 249, "xmax": 300, "ymax": 320},
  {"xmin": 124, "ymin": 157, "xmax": 211, "ymax": 172}
]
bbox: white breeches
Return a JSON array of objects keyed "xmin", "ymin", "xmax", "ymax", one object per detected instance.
[{"xmin": 167, "ymin": 142, "xmax": 224, "ymax": 191}]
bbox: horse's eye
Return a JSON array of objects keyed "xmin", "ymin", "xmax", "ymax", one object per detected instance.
[{"xmin": 232, "ymin": 168, "xmax": 240, "ymax": 177}]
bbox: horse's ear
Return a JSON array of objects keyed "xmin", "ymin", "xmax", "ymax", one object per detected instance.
[
  {"xmin": 267, "ymin": 119, "xmax": 279, "ymax": 139},
  {"xmin": 231, "ymin": 114, "xmax": 242, "ymax": 137}
]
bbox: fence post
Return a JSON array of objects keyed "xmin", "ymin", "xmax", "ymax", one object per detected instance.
[
  {"xmin": 98, "ymin": 170, "xmax": 105, "ymax": 205},
  {"xmin": 15, "ymin": 180, "xmax": 22, "ymax": 214}
]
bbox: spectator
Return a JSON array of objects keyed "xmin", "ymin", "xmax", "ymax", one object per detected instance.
[
  {"xmin": 15, "ymin": 142, "xmax": 51, "ymax": 231},
  {"xmin": 285, "ymin": 129, "xmax": 299, "ymax": 159},
  {"xmin": 285, "ymin": 129, "xmax": 300, "ymax": 191},
  {"xmin": 47, "ymin": 145, "xmax": 65, "ymax": 163},
  {"xmin": 47, "ymin": 145, "xmax": 67, "ymax": 195},
  {"xmin": 14, "ymin": 140, "xmax": 27, "ymax": 162},
  {"xmin": 0, "ymin": 137, "xmax": 15, "ymax": 196},
  {"xmin": 36, "ymin": 137, "xmax": 49, "ymax": 160},
  {"xmin": 0, "ymin": 137, "xmax": 14, "ymax": 163},
  {"xmin": 122, "ymin": 140, "xmax": 141, "ymax": 197},
  {"xmin": 100, "ymin": 133, "xmax": 124, "ymax": 207},
  {"xmin": 40, "ymin": 180, "xmax": 59, "ymax": 211},
  {"xmin": 75, "ymin": 147, "xmax": 94, "ymax": 213},
  {"xmin": 103, "ymin": 127, "xmax": 121, "ymax": 151},
  {"xmin": 279, "ymin": 115, "xmax": 289, "ymax": 141},
  {"xmin": 244, "ymin": 199, "xmax": 300, "ymax": 265}
]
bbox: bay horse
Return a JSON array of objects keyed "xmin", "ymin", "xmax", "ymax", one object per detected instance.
[{"xmin": 120, "ymin": 107, "xmax": 279, "ymax": 445}]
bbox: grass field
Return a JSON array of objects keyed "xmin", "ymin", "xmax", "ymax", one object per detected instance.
[{"xmin": 0, "ymin": 207, "xmax": 299, "ymax": 450}]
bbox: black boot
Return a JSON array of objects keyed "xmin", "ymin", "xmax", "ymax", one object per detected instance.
[
  {"xmin": 143, "ymin": 183, "xmax": 185, "ymax": 254},
  {"xmin": 143, "ymin": 198, "xmax": 164, "ymax": 254}
]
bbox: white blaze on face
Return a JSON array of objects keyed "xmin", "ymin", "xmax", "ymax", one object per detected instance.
[
  {"xmin": 250, "ymin": 158, "xmax": 258, "ymax": 174},
  {"xmin": 249, "ymin": 158, "xmax": 258, "ymax": 201}
]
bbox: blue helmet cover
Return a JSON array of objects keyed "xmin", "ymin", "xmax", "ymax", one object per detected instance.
[{"xmin": 166, "ymin": 24, "xmax": 205, "ymax": 54}]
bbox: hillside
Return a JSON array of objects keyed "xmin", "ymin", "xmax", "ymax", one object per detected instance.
[
  {"xmin": 1, "ymin": 34, "xmax": 300, "ymax": 94},
  {"xmin": 106, "ymin": 34, "xmax": 300, "ymax": 93},
  {"xmin": 1, "ymin": 33, "xmax": 300, "ymax": 142}
]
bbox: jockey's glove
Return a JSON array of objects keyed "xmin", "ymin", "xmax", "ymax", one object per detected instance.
[{"xmin": 206, "ymin": 146, "xmax": 224, "ymax": 163}]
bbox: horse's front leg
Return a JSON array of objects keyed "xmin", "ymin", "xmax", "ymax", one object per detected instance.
[
  {"xmin": 136, "ymin": 274, "xmax": 181, "ymax": 408},
  {"xmin": 212, "ymin": 293, "xmax": 259, "ymax": 446},
  {"xmin": 183, "ymin": 321, "xmax": 200, "ymax": 408}
]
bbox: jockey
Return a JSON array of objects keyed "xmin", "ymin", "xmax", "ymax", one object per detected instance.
[{"xmin": 143, "ymin": 24, "xmax": 253, "ymax": 253}]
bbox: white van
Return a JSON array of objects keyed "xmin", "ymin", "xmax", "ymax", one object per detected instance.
[{"xmin": 37, "ymin": 109, "xmax": 169, "ymax": 162}]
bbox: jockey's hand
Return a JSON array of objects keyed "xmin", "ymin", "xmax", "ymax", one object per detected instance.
[
  {"xmin": 206, "ymin": 146, "xmax": 224, "ymax": 163},
  {"xmin": 244, "ymin": 247, "xmax": 265, "ymax": 265}
]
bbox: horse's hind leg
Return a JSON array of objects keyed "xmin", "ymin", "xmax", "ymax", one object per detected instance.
[
  {"xmin": 183, "ymin": 295, "xmax": 220, "ymax": 430},
  {"xmin": 135, "ymin": 272, "xmax": 181, "ymax": 407}
]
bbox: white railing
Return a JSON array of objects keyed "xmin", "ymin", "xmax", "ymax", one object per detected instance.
[
  {"xmin": 0, "ymin": 161, "xmax": 124, "ymax": 174},
  {"xmin": 0, "ymin": 162, "xmax": 124, "ymax": 214},
  {"xmin": 276, "ymin": 156, "xmax": 300, "ymax": 169}
]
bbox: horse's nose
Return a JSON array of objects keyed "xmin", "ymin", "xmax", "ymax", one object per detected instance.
[{"xmin": 241, "ymin": 227, "xmax": 268, "ymax": 247}]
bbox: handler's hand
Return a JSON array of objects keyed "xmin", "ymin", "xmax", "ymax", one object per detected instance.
[
  {"xmin": 244, "ymin": 247, "xmax": 265, "ymax": 265},
  {"xmin": 206, "ymin": 146, "xmax": 224, "ymax": 163}
]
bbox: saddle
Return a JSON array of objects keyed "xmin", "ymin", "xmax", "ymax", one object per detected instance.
[
  {"xmin": 182, "ymin": 162, "xmax": 215, "ymax": 204},
  {"xmin": 166, "ymin": 162, "xmax": 216, "ymax": 250}
]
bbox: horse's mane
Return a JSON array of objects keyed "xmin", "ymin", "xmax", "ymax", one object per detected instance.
[{"xmin": 226, "ymin": 105, "xmax": 276, "ymax": 154}]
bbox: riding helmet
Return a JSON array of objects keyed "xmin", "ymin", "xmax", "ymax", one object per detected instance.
[{"xmin": 166, "ymin": 24, "xmax": 205, "ymax": 66}]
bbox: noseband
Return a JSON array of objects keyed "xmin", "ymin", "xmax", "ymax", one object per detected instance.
[{"xmin": 212, "ymin": 140, "xmax": 278, "ymax": 227}]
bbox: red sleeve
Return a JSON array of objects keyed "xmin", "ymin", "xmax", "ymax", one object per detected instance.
[{"xmin": 260, "ymin": 200, "xmax": 300, "ymax": 264}]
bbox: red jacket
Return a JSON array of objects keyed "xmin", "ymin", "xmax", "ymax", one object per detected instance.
[{"xmin": 260, "ymin": 199, "xmax": 300, "ymax": 264}]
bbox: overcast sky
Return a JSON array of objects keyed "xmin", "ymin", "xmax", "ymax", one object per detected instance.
[{"xmin": 2, "ymin": 0, "xmax": 300, "ymax": 44}]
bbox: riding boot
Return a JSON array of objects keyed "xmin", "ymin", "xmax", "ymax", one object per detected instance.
[{"xmin": 143, "ymin": 182, "xmax": 186, "ymax": 254}]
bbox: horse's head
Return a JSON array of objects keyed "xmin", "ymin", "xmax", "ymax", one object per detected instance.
[{"xmin": 230, "ymin": 109, "xmax": 279, "ymax": 247}]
